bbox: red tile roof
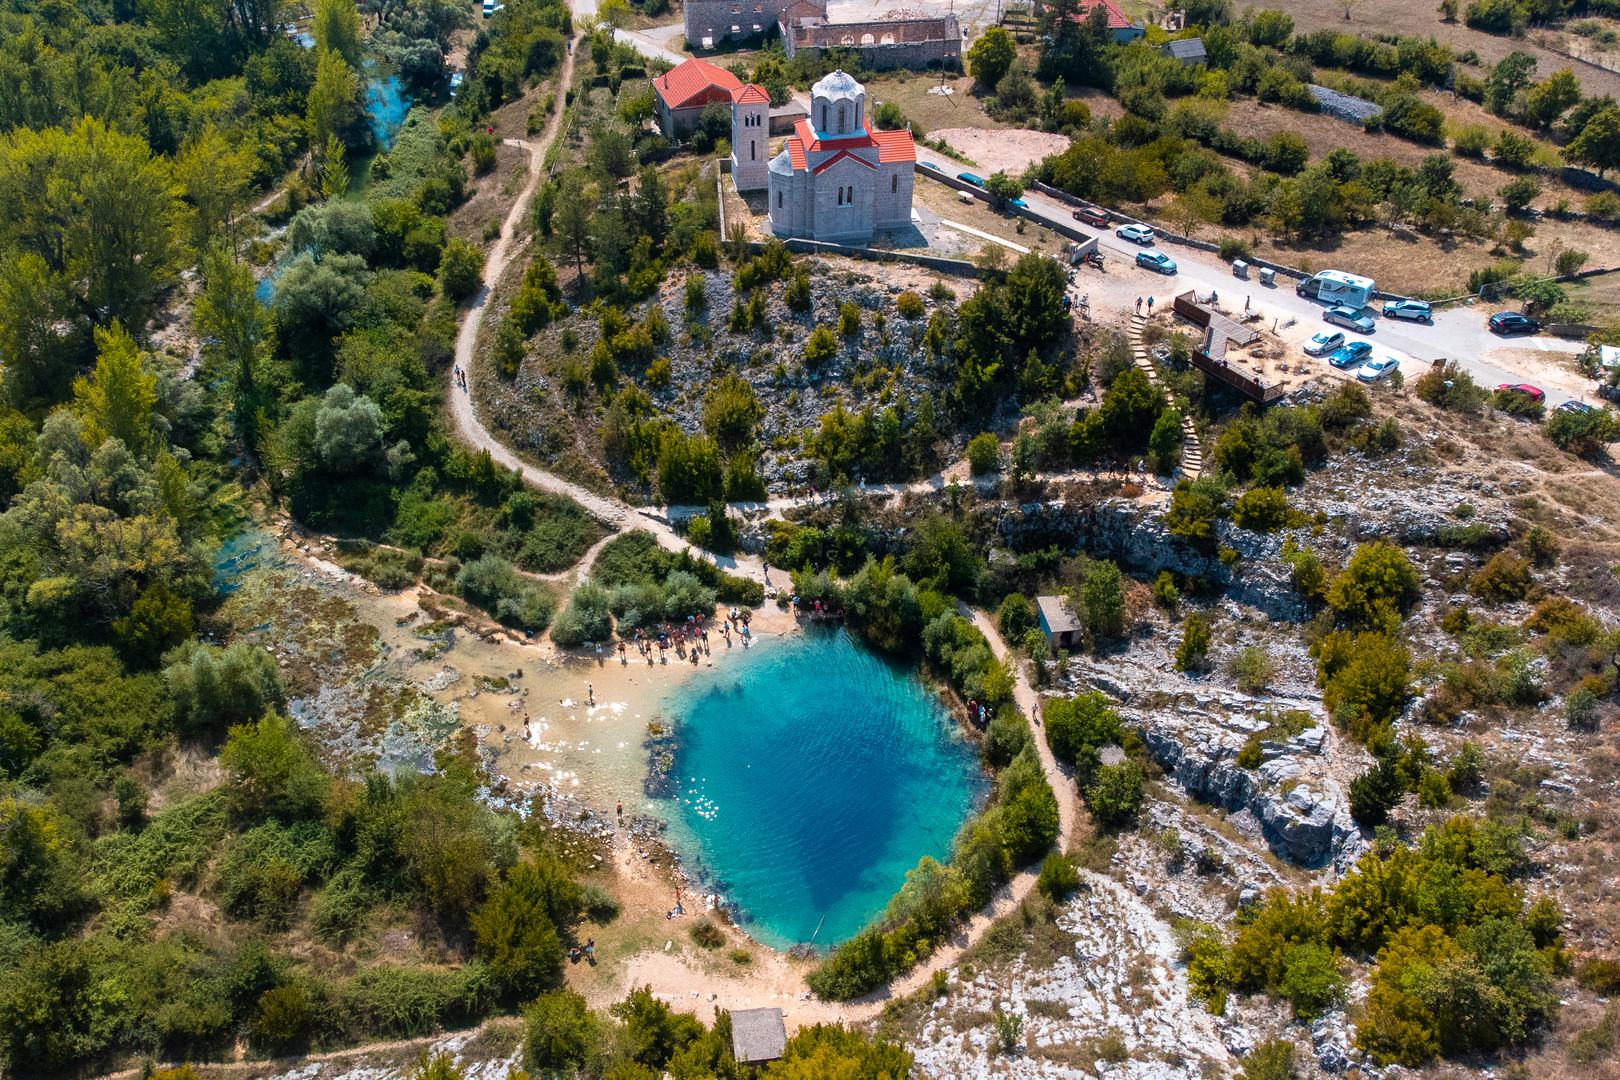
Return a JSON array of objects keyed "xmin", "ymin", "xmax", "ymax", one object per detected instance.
[
  {"xmin": 731, "ymin": 83, "xmax": 771, "ymax": 105},
  {"xmin": 812, "ymin": 149, "xmax": 877, "ymax": 174},
  {"xmin": 870, "ymin": 127, "xmax": 916, "ymax": 164},
  {"xmin": 784, "ymin": 117, "xmax": 916, "ymax": 171},
  {"xmin": 653, "ymin": 58, "xmax": 742, "ymax": 110},
  {"xmin": 1070, "ymin": 0, "xmax": 1135, "ymax": 30}
]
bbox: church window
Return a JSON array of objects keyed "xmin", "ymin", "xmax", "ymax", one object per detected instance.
[
  {"xmin": 750, "ymin": 142, "xmax": 756, "ymax": 160},
  {"xmin": 778, "ymin": 190, "xmax": 782, "ymax": 208},
  {"xmin": 837, "ymin": 103, "xmax": 846, "ymax": 130},
  {"xmin": 892, "ymin": 174, "xmax": 898, "ymax": 192}
]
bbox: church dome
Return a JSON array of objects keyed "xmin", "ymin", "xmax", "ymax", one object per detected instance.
[
  {"xmin": 810, "ymin": 70, "xmax": 865, "ymax": 136},
  {"xmin": 812, "ymin": 69, "xmax": 862, "ymax": 101}
]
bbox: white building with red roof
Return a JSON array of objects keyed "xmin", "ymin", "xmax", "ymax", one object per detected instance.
[{"xmin": 766, "ymin": 70, "xmax": 915, "ymax": 243}]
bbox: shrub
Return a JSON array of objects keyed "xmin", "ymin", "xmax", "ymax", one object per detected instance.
[
  {"xmin": 997, "ymin": 593, "xmax": 1036, "ymax": 640},
  {"xmin": 165, "ymin": 641, "xmax": 286, "ymax": 735},
  {"xmin": 1545, "ymin": 405, "xmax": 1620, "ymax": 456},
  {"xmin": 896, "ymin": 291, "xmax": 925, "ymax": 319},
  {"xmin": 1229, "ymin": 646, "xmax": 1276, "ymax": 693},
  {"xmin": 966, "ymin": 431, "xmax": 1000, "ymax": 474},
  {"xmin": 1349, "ymin": 760, "xmax": 1406, "ymax": 826},
  {"xmin": 689, "ymin": 918, "xmax": 724, "ymax": 949},
  {"xmin": 456, "ymin": 555, "xmax": 555, "ymax": 631},
  {"xmin": 1469, "ymin": 551, "xmax": 1532, "ymax": 603},
  {"xmin": 250, "ymin": 985, "xmax": 314, "ymax": 1054},
  {"xmin": 1152, "ymin": 570, "xmax": 1180, "ymax": 609},
  {"xmin": 1239, "ymin": 1038, "xmax": 1297, "ymax": 1080},
  {"xmin": 471, "ymin": 861, "xmax": 577, "ymax": 1001},
  {"xmin": 549, "ymin": 581, "xmax": 615, "ymax": 647},
  {"xmin": 838, "ymin": 301, "xmax": 861, "ymax": 336},
  {"xmin": 438, "ymin": 237, "xmax": 484, "ymax": 302},
  {"xmin": 1037, "ymin": 853, "xmax": 1080, "ymax": 900},
  {"xmin": 1327, "ymin": 542, "xmax": 1421, "ymax": 631},
  {"xmin": 1232, "ymin": 486, "xmax": 1290, "ymax": 531},
  {"xmin": 1175, "ymin": 612, "xmax": 1212, "ymax": 672},
  {"xmin": 1087, "ymin": 760, "xmax": 1144, "ymax": 828},
  {"xmin": 803, "ymin": 325, "xmax": 838, "ymax": 366},
  {"xmin": 1312, "ymin": 630, "xmax": 1411, "ymax": 742}
]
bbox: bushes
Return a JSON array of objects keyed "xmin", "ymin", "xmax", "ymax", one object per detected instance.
[
  {"xmin": 966, "ymin": 431, "xmax": 1000, "ymax": 474},
  {"xmin": 1044, "ymin": 692, "xmax": 1125, "ymax": 780},
  {"xmin": 1311, "ymin": 630, "xmax": 1411, "ymax": 742},
  {"xmin": 456, "ymin": 554, "xmax": 555, "ymax": 631},
  {"xmin": 997, "ymin": 592, "xmax": 1036, "ymax": 640},
  {"xmin": 549, "ymin": 580, "xmax": 615, "ymax": 647},
  {"xmin": 1087, "ymin": 761, "xmax": 1144, "ymax": 829},
  {"xmin": 1469, "ymin": 551, "xmax": 1532, "ymax": 603},
  {"xmin": 1231, "ymin": 486, "xmax": 1290, "ymax": 531},
  {"xmin": 1175, "ymin": 611, "xmax": 1213, "ymax": 672},
  {"xmin": 438, "ymin": 237, "xmax": 484, "ymax": 302},
  {"xmin": 164, "ymin": 641, "xmax": 286, "ymax": 736},
  {"xmin": 471, "ymin": 860, "xmax": 578, "ymax": 1001},
  {"xmin": 1327, "ymin": 541, "xmax": 1421, "ymax": 631},
  {"xmin": 1037, "ymin": 853, "xmax": 1080, "ymax": 900}
]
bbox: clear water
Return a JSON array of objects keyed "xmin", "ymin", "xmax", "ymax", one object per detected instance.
[
  {"xmin": 211, "ymin": 528, "xmax": 282, "ymax": 596},
  {"xmin": 660, "ymin": 628, "xmax": 984, "ymax": 950},
  {"xmin": 366, "ymin": 74, "xmax": 410, "ymax": 151}
]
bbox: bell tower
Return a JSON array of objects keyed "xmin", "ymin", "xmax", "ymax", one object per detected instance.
[{"xmin": 730, "ymin": 84, "xmax": 770, "ymax": 192}]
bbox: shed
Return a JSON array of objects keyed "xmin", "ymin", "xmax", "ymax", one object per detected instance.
[
  {"xmin": 1036, "ymin": 595, "xmax": 1081, "ymax": 650},
  {"xmin": 731, "ymin": 1007, "xmax": 787, "ymax": 1065},
  {"xmin": 1162, "ymin": 37, "xmax": 1207, "ymax": 65}
]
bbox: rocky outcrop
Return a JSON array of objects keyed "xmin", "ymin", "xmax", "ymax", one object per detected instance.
[{"xmin": 991, "ymin": 498, "xmax": 1307, "ymax": 621}]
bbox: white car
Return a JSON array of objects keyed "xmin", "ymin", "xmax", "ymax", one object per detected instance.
[
  {"xmin": 1116, "ymin": 223, "xmax": 1155, "ymax": 244},
  {"xmin": 1357, "ymin": 355, "xmax": 1400, "ymax": 382},
  {"xmin": 1303, "ymin": 331, "xmax": 1344, "ymax": 357}
]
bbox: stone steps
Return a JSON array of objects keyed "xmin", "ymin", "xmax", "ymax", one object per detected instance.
[{"xmin": 1126, "ymin": 314, "xmax": 1203, "ymax": 480}]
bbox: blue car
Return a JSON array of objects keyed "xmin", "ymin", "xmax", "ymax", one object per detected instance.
[
  {"xmin": 1382, "ymin": 298, "xmax": 1431, "ymax": 322},
  {"xmin": 1008, "ymin": 197, "xmax": 1028, "ymax": 210},
  {"xmin": 1327, "ymin": 341, "xmax": 1373, "ymax": 369},
  {"xmin": 1136, "ymin": 250, "xmax": 1177, "ymax": 274},
  {"xmin": 957, "ymin": 172, "xmax": 984, "ymax": 187}
]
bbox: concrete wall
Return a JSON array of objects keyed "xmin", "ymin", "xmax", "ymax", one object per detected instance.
[
  {"xmin": 686, "ymin": 0, "xmax": 789, "ymax": 45},
  {"xmin": 786, "ymin": 20, "xmax": 961, "ymax": 69}
]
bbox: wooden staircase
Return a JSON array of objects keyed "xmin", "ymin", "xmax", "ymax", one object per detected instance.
[{"xmin": 1128, "ymin": 313, "xmax": 1203, "ymax": 480}]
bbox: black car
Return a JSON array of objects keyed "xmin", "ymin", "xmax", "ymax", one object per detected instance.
[{"xmin": 1489, "ymin": 311, "xmax": 1541, "ymax": 334}]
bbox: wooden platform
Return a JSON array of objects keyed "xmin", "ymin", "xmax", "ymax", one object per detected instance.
[{"xmin": 1171, "ymin": 291, "xmax": 1286, "ymax": 405}]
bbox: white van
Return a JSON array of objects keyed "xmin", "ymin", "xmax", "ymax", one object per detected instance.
[{"xmin": 1296, "ymin": 270, "xmax": 1375, "ymax": 310}]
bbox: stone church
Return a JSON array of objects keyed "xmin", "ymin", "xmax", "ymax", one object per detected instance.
[{"xmin": 733, "ymin": 70, "xmax": 915, "ymax": 244}]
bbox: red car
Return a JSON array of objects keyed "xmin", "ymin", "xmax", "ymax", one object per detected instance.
[
  {"xmin": 1496, "ymin": 383, "xmax": 1545, "ymax": 403},
  {"xmin": 1073, "ymin": 206, "xmax": 1110, "ymax": 228}
]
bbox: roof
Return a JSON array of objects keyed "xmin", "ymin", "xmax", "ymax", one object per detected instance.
[
  {"xmin": 731, "ymin": 1008, "xmax": 787, "ymax": 1063},
  {"xmin": 1163, "ymin": 37, "xmax": 1207, "ymax": 60},
  {"xmin": 813, "ymin": 148, "xmax": 876, "ymax": 173},
  {"xmin": 1036, "ymin": 595, "xmax": 1080, "ymax": 635},
  {"xmin": 731, "ymin": 83, "xmax": 771, "ymax": 105},
  {"xmin": 653, "ymin": 57, "xmax": 742, "ymax": 110},
  {"xmin": 1070, "ymin": 0, "xmax": 1135, "ymax": 30},
  {"xmin": 813, "ymin": 69, "xmax": 862, "ymax": 99},
  {"xmin": 870, "ymin": 126, "xmax": 916, "ymax": 164},
  {"xmin": 787, "ymin": 117, "xmax": 915, "ymax": 166}
]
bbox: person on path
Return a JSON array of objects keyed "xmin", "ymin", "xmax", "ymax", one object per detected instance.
[
  {"xmin": 586, "ymin": 683, "xmax": 594, "ymax": 707},
  {"xmin": 1244, "ymin": 295, "xmax": 1251, "ymax": 314},
  {"xmin": 1146, "ymin": 296, "xmax": 1154, "ymax": 312},
  {"xmin": 1134, "ymin": 296, "xmax": 1141, "ymax": 313}
]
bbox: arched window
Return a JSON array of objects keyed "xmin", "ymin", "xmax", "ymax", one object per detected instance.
[
  {"xmin": 892, "ymin": 174, "xmax": 898, "ymax": 193},
  {"xmin": 819, "ymin": 102, "xmax": 827, "ymax": 128},
  {"xmin": 837, "ymin": 103, "xmax": 846, "ymax": 131},
  {"xmin": 836, "ymin": 187, "xmax": 843, "ymax": 206},
  {"xmin": 750, "ymin": 141, "xmax": 755, "ymax": 160}
]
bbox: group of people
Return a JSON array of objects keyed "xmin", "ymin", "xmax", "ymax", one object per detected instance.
[
  {"xmin": 792, "ymin": 595, "xmax": 844, "ymax": 622},
  {"xmin": 616, "ymin": 610, "xmax": 753, "ymax": 669},
  {"xmin": 965, "ymin": 697, "xmax": 993, "ymax": 727},
  {"xmin": 1133, "ymin": 296, "xmax": 1156, "ymax": 314},
  {"xmin": 452, "ymin": 365, "xmax": 468, "ymax": 392},
  {"xmin": 568, "ymin": 939, "xmax": 596, "ymax": 964}
]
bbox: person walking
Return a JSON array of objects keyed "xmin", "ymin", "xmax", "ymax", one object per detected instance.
[
  {"xmin": 1146, "ymin": 296, "xmax": 1154, "ymax": 313},
  {"xmin": 1134, "ymin": 296, "xmax": 1142, "ymax": 313}
]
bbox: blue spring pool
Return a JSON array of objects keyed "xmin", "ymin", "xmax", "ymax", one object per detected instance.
[{"xmin": 659, "ymin": 627, "xmax": 984, "ymax": 950}]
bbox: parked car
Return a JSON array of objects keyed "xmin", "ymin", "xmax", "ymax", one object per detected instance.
[
  {"xmin": 1556, "ymin": 399, "xmax": 1594, "ymax": 414},
  {"xmin": 482, "ymin": 0, "xmax": 503, "ymax": 15},
  {"xmin": 1496, "ymin": 382, "xmax": 1545, "ymax": 403},
  {"xmin": 1358, "ymin": 356, "xmax": 1400, "ymax": 382},
  {"xmin": 1136, "ymin": 251, "xmax": 1177, "ymax": 274},
  {"xmin": 920, "ymin": 161, "xmax": 941, "ymax": 171},
  {"xmin": 449, "ymin": 71, "xmax": 464, "ymax": 96},
  {"xmin": 1324, "ymin": 306, "xmax": 1376, "ymax": 333},
  {"xmin": 1073, "ymin": 206, "xmax": 1110, "ymax": 228},
  {"xmin": 1304, "ymin": 331, "xmax": 1345, "ymax": 357},
  {"xmin": 1382, "ymin": 298, "xmax": 1432, "ymax": 322},
  {"xmin": 1489, "ymin": 311, "xmax": 1541, "ymax": 334},
  {"xmin": 1327, "ymin": 341, "xmax": 1373, "ymax": 369},
  {"xmin": 1008, "ymin": 197, "xmax": 1028, "ymax": 210},
  {"xmin": 1117, "ymin": 223, "xmax": 1155, "ymax": 244},
  {"xmin": 957, "ymin": 172, "xmax": 984, "ymax": 187}
]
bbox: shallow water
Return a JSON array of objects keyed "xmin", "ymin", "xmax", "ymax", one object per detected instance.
[
  {"xmin": 365, "ymin": 74, "xmax": 410, "ymax": 151},
  {"xmin": 659, "ymin": 627, "xmax": 985, "ymax": 950}
]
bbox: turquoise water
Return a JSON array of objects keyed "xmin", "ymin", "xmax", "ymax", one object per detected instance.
[
  {"xmin": 365, "ymin": 74, "xmax": 410, "ymax": 150},
  {"xmin": 661, "ymin": 629, "xmax": 984, "ymax": 950},
  {"xmin": 211, "ymin": 528, "xmax": 282, "ymax": 595}
]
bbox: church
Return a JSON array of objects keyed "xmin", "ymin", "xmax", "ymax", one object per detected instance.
[{"xmin": 732, "ymin": 70, "xmax": 916, "ymax": 244}]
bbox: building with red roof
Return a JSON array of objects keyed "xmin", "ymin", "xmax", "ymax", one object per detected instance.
[
  {"xmin": 1036, "ymin": 0, "xmax": 1145, "ymax": 43},
  {"xmin": 766, "ymin": 70, "xmax": 915, "ymax": 242},
  {"xmin": 652, "ymin": 58, "xmax": 744, "ymax": 140}
]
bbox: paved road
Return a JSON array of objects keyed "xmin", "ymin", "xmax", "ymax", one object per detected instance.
[{"xmin": 1018, "ymin": 187, "xmax": 1600, "ymax": 409}]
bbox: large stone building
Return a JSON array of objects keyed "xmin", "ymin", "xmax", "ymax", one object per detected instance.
[
  {"xmin": 684, "ymin": 0, "xmax": 799, "ymax": 49},
  {"xmin": 684, "ymin": 0, "xmax": 960, "ymax": 68},
  {"xmin": 762, "ymin": 70, "xmax": 915, "ymax": 243}
]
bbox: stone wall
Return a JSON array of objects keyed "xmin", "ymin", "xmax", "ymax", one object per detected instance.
[{"xmin": 786, "ymin": 17, "xmax": 961, "ymax": 69}]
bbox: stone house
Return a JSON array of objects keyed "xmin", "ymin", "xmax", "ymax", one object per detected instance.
[{"xmin": 651, "ymin": 57, "xmax": 742, "ymax": 141}]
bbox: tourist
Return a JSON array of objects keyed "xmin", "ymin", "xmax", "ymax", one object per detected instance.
[
  {"xmin": 1147, "ymin": 296, "xmax": 1154, "ymax": 312},
  {"xmin": 1134, "ymin": 296, "xmax": 1141, "ymax": 313},
  {"xmin": 586, "ymin": 683, "xmax": 594, "ymax": 707}
]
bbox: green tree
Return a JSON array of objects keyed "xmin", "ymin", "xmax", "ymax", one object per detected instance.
[
  {"xmin": 307, "ymin": 48, "xmax": 364, "ymax": 150},
  {"xmin": 439, "ymin": 237, "xmax": 485, "ymax": 302},
  {"xmin": 319, "ymin": 134, "xmax": 350, "ymax": 200},
  {"xmin": 966, "ymin": 431, "xmax": 1000, "ymax": 474},
  {"xmin": 166, "ymin": 641, "xmax": 286, "ymax": 735},
  {"xmin": 1567, "ymin": 105, "xmax": 1620, "ymax": 177},
  {"xmin": 1078, "ymin": 559, "xmax": 1126, "ymax": 641},
  {"xmin": 969, "ymin": 26, "xmax": 1017, "ymax": 89},
  {"xmin": 1148, "ymin": 407, "xmax": 1182, "ymax": 472},
  {"xmin": 1522, "ymin": 68, "xmax": 1581, "ymax": 129},
  {"xmin": 220, "ymin": 713, "xmax": 328, "ymax": 821},
  {"xmin": 71, "ymin": 322, "xmax": 158, "ymax": 456},
  {"xmin": 1087, "ymin": 760, "xmax": 1145, "ymax": 827},
  {"xmin": 473, "ymin": 861, "xmax": 577, "ymax": 1000},
  {"xmin": 196, "ymin": 245, "xmax": 270, "ymax": 447},
  {"xmin": 313, "ymin": 0, "xmax": 364, "ymax": 65},
  {"xmin": 523, "ymin": 990, "xmax": 599, "ymax": 1072},
  {"xmin": 763, "ymin": 1023, "xmax": 914, "ymax": 1077},
  {"xmin": 1175, "ymin": 611, "xmax": 1212, "ymax": 671},
  {"xmin": 1327, "ymin": 541, "xmax": 1421, "ymax": 630},
  {"xmin": 0, "ymin": 118, "xmax": 182, "ymax": 335}
]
